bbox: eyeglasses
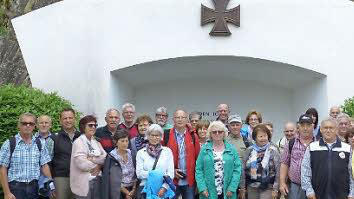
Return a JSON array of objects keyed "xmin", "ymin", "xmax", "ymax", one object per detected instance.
[
  {"xmin": 249, "ymin": 118, "xmax": 259, "ymax": 122},
  {"xmin": 212, "ymin": 130, "xmax": 224, "ymax": 135},
  {"xmin": 87, "ymin": 123, "xmax": 98, "ymax": 128},
  {"xmin": 174, "ymin": 116, "xmax": 187, "ymax": 120},
  {"xmin": 156, "ymin": 114, "xmax": 168, "ymax": 118},
  {"xmin": 149, "ymin": 134, "xmax": 161, "ymax": 138},
  {"xmin": 21, "ymin": 122, "xmax": 35, "ymax": 127}
]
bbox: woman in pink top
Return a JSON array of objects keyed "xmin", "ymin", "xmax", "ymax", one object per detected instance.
[{"xmin": 70, "ymin": 115, "xmax": 107, "ymax": 199}]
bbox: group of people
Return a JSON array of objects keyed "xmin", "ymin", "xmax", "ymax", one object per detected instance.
[{"xmin": 0, "ymin": 103, "xmax": 354, "ymax": 199}]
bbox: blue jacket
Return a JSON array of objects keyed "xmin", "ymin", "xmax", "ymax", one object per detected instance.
[{"xmin": 142, "ymin": 169, "xmax": 175, "ymax": 199}]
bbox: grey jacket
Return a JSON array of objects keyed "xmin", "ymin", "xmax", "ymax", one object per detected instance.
[
  {"xmin": 130, "ymin": 137, "xmax": 138, "ymax": 159},
  {"xmin": 101, "ymin": 150, "xmax": 137, "ymax": 199},
  {"xmin": 101, "ymin": 153, "xmax": 123, "ymax": 199}
]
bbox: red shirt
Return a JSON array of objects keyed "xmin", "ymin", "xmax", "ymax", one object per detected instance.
[{"xmin": 118, "ymin": 123, "xmax": 138, "ymax": 138}]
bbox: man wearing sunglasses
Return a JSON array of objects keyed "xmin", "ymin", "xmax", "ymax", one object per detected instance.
[{"xmin": 0, "ymin": 113, "xmax": 53, "ymax": 199}]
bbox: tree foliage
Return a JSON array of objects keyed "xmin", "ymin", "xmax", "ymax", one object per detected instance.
[
  {"xmin": 0, "ymin": 84, "xmax": 81, "ymax": 144},
  {"xmin": 342, "ymin": 96, "xmax": 354, "ymax": 117}
]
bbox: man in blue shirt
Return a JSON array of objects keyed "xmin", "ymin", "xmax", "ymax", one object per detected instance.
[{"xmin": 0, "ymin": 113, "xmax": 53, "ymax": 199}]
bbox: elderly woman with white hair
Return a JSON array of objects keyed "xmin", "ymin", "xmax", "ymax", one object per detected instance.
[
  {"xmin": 195, "ymin": 121, "xmax": 242, "ymax": 199},
  {"xmin": 135, "ymin": 124, "xmax": 175, "ymax": 199}
]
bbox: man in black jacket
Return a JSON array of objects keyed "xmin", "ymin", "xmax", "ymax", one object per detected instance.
[
  {"xmin": 51, "ymin": 108, "xmax": 81, "ymax": 199},
  {"xmin": 301, "ymin": 118, "xmax": 354, "ymax": 199}
]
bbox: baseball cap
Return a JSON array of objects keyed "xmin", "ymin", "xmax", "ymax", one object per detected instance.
[
  {"xmin": 298, "ymin": 114, "xmax": 313, "ymax": 124},
  {"xmin": 228, "ymin": 114, "xmax": 242, "ymax": 124}
]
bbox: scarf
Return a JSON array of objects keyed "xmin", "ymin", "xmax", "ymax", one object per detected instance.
[
  {"xmin": 135, "ymin": 133, "xmax": 148, "ymax": 151},
  {"xmin": 247, "ymin": 142, "xmax": 271, "ymax": 180},
  {"xmin": 146, "ymin": 143, "xmax": 162, "ymax": 158},
  {"xmin": 80, "ymin": 134, "xmax": 101, "ymax": 157}
]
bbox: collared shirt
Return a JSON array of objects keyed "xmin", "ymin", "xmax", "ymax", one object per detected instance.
[
  {"xmin": 175, "ymin": 129, "xmax": 188, "ymax": 186},
  {"xmin": 35, "ymin": 132, "xmax": 54, "ymax": 159},
  {"xmin": 161, "ymin": 123, "xmax": 173, "ymax": 131},
  {"xmin": 226, "ymin": 134, "xmax": 246, "ymax": 160},
  {"xmin": 118, "ymin": 123, "xmax": 139, "ymax": 138},
  {"xmin": 0, "ymin": 133, "xmax": 51, "ymax": 182},
  {"xmin": 280, "ymin": 137, "xmax": 310, "ymax": 184},
  {"xmin": 110, "ymin": 149, "xmax": 136, "ymax": 187}
]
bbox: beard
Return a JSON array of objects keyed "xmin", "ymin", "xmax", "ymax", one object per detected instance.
[{"xmin": 157, "ymin": 121, "xmax": 166, "ymax": 126}]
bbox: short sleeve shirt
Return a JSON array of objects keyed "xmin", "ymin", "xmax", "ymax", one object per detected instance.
[
  {"xmin": 0, "ymin": 133, "xmax": 51, "ymax": 182},
  {"xmin": 280, "ymin": 138, "xmax": 309, "ymax": 184}
]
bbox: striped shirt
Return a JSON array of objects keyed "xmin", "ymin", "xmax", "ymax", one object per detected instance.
[
  {"xmin": 0, "ymin": 133, "xmax": 51, "ymax": 182},
  {"xmin": 175, "ymin": 129, "xmax": 188, "ymax": 186}
]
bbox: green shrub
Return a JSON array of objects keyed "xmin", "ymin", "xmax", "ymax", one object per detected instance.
[
  {"xmin": 0, "ymin": 84, "xmax": 81, "ymax": 144},
  {"xmin": 342, "ymin": 96, "xmax": 354, "ymax": 117}
]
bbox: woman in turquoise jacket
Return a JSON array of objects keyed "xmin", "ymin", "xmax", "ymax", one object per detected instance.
[{"xmin": 195, "ymin": 121, "xmax": 242, "ymax": 199}]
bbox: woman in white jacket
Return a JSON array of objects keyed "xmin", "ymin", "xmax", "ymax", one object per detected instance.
[
  {"xmin": 70, "ymin": 115, "xmax": 107, "ymax": 199},
  {"xmin": 136, "ymin": 124, "xmax": 174, "ymax": 199}
]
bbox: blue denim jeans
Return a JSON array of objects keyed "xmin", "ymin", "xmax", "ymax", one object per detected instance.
[
  {"xmin": 288, "ymin": 182, "xmax": 307, "ymax": 199},
  {"xmin": 175, "ymin": 185, "xmax": 195, "ymax": 199},
  {"xmin": 9, "ymin": 180, "xmax": 39, "ymax": 199}
]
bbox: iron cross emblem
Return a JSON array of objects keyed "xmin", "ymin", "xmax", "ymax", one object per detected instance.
[{"xmin": 201, "ymin": 0, "xmax": 240, "ymax": 36}]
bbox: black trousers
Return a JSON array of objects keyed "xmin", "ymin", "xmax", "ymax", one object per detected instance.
[{"xmin": 9, "ymin": 180, "xmax": 39, "ymax": 199}]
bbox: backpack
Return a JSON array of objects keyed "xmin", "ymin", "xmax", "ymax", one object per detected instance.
[
  {"xmin": 288, "ymin": 137, "xmax": 314, "ymax": 162},
  {"xmin": 288, "ymin": 138, "xmax": 295, "ymax": 156},
  {"xmin": 8, "ymin": 136, "xmax": 42, "ymax": 169},
  {"xmin": 163, "ymin": 130, "xmax": 196, "ymax": 146}
]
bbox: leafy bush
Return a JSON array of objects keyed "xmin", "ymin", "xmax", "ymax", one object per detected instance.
[
  {"xmin": 342, "ymin": 96, "xmax": 354, "ymax": 117},
  {"xmin": 0, "ymin": 84, "xmax": 81, "ymax": 144}
]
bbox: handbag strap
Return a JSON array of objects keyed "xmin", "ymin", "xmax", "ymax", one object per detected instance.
[{"xmin": 152, "ymin": 150, "xmax": 162, "ymax": 170}]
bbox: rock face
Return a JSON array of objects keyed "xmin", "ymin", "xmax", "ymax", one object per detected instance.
[{"xmin": 0, "ymin": 0, "xmax": 62, "ymax": 86}]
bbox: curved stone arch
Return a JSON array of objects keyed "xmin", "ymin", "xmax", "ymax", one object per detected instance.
[
  {"xmin": 11, "ymin": 0, "xmax": 353, "ymax": 129},
  {"xmin": 110, "ymin": 55, "xmax": 326, "ymax": 139}
]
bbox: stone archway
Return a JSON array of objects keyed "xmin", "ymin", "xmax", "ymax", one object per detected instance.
[{"xmin": 111, "ymin": 56, "xmax": 326, "ymax": 140}]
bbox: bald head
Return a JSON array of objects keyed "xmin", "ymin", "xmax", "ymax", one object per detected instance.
[
  {"xmin": 283, "ymin": 122, "xmax": 296, "ymax": 140},
  {"xmin": 173, "ymin": 109, "xmax": 188, "ymax": 131},
  {"xmin": 329, "ymin": 106, "xmax": 341, "ymax": 119},
  {"xmin": 217, "ymin": 104, "xmax": 230, "ymax": 122}
]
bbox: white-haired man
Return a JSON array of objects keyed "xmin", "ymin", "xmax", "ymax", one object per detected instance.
[
  {"xmin": 329, "ymin": 106, "xmax": 341, "ymax": 119},
  {"xmin": 155, "ymin": 106, "xmax": 173, "ymax": 131},
  {"xmin": 337, "ymin": 113, "xmax": 351, "ymax": 142},
  {"xmin": 216, "ymin": 104, "xmax": 230, "ymax": 128},
  {"xmin": 119, "ymin": 103, "xmax": 138, "ymax": 138},
  {"xmin": 301, "ymin": 118, "xmax": 354, "ymax": 199},
  {"xmin": 277, "ymin": 122, "xmax": 297, "ymax": 155},
  {"xmin": 96, "ymin": 108, "xmax": 121, "ymax": 152},
  {"xmin": 0, "ymin": 113, "xmax": 53, "ymax": 199}
]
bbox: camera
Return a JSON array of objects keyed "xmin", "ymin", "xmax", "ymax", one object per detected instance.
[{"xmin": 177, "ymin": 171, "xmax": 187, "ymax": 179}]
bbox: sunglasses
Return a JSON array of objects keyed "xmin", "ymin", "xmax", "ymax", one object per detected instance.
[
  {"xmin": 21, "ymin": 122, "xmax": 36, "ymax": 127},
  {"xmin": 87, "ymin": 123, "xmax": 98, "ymax": 128},
  {"xmin": 212, "ymin": 130, "xmax": 224, "ymax": 135}
]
